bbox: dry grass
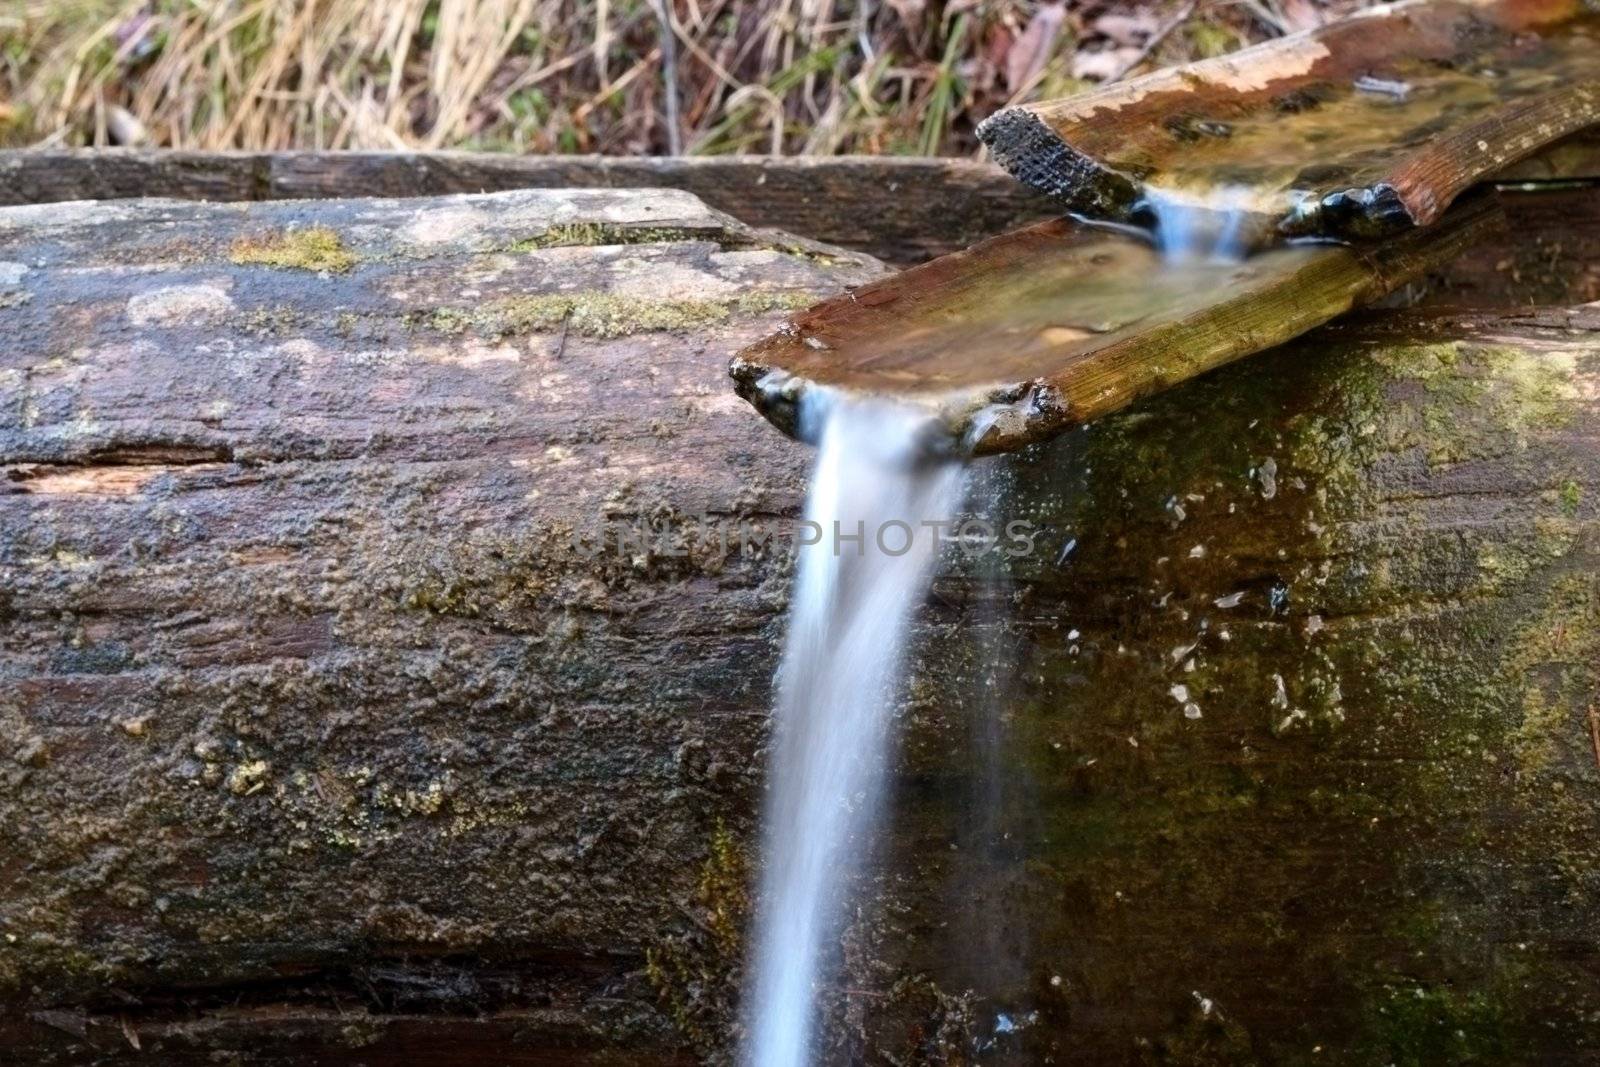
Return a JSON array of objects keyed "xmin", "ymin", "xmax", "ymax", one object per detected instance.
[{"xmin": 0, "ymin": 0, "xmax": 1368, "ymax": 154}]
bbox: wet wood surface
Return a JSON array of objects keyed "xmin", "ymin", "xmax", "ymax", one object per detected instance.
[
  {"xmin": 979, "ymin": 0, "xmax": 1600, "ymax": 240},
  {"xmin": 4, "ymin": 142, "xmax": 1600, "ymax": 265},
  {"xmin": 734, "ymin": 192, "xmax": 1501, "ymax": 453},
  {"xmin": 0, "ymin": 150, "xmax": 1059, "ymax": 264}
]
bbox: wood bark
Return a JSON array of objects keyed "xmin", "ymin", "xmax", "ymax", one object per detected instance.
[
  {"xmin": 3, "ymin": 185, "xmax": 1600, "ymax": 1066},
  {"xmin": 979, "ymin": 0, "xmax": 1600, "ymax": 239}
]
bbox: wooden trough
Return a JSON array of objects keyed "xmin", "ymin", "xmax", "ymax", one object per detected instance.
[
  {"xmin": 1, "ymin": 146, "xmax": 1600, "ymax": 1065},
  {"xmin": 734, "ymin": 0, "xmax": 1600, "ymax": 454},
  {"xmin": 979, "ymin": 0, "xmax": 1600, "ymax": 238}
]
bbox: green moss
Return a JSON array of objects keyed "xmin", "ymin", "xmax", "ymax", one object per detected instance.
[
  {"xmin": 734, "ymin": 291, "xmax": 815, "ymax": 314},
  {"xmin": 236, "ymin": 304, "xmax": 311, "ymax": 337},
  {"xmin": 759, "ymin": 240, "xmax": 841, "ymax": 266},
  {"xmin": 1560, "ymin": 478, "xmax": 1582, "ymax": 516},
  {"xmin": 1357, "ymin": 984, "xmax": 1511, "ymax": 1066},
  {"xmin": 1377, "ymin": 342, "xmax": 1578, "ymax": 464},
  {"xmin": 420, "ymin": 290, "xmax": 814, "ymax": 340},
  {"xmin": 504, "ymin": 222, "xmax": 714, "ymax": 251},
  {"xmin": 644, "ymin": 819, "xmax": 749, "ymax": 1057},
  {"xmin": 501, "ymin": 222, "xmax": 841, "ymax": 265},
  {"xmin": 1186, "ymin": 19, "xmax": 1246, "ymax": 58},
  {"xmin": 229, "ymin": 226, "xmax": 358, "ymax": 273}
]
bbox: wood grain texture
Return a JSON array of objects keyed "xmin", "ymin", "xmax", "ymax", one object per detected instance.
[
  {"xmin": 3, "ymin": 188, "xmax": 1600, "ymax": 1064},
  {"xmin": 979, "ymin": 0, "xmax": 1600, "ymax": 240},
  {"xmin": 733, "ymin": 191, "xmax": 1501, "ymax": 453}
]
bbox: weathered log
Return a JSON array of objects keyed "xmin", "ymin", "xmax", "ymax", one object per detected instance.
[
  {"xmin": 0, "ymin": 188, "xmax": 880, "ymax": 1064},
  {"xmin": 4, "ymin": 144, "xmax": 1600, "ymax": 267},
  {"xmin": 0, "ymin": 151, "xmax": 1060, "ymax": 265},
  {"xmin": 978, "ymin": 0, "xmax": 1600, "ymax": 240},
  {"xmin": 4, "ymin": 185, "xmax": 1600, "ymax": 1066},
  {"xmin": 733, "ymin": 191, "xmax": 1498, "ymax": 453}
]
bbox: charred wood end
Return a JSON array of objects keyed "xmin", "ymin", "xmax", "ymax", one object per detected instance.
[
  {"xmin": 976, "ymin": 109, "xmax": 1143, "ymax": 222},
  {"xmin": 728, "ymin": 355, "xmax": 808, "ymax": 444},
  {"xmin": 1280, "ymin": 182, "xmax": 1420, "ymax": 241}
]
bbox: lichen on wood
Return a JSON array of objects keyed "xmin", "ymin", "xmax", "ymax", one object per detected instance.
[
  {"xmin": 423, "ymin": 290, "xmax": 817, "ymax": 341},
  {"xmin": 229, "ymin": 225, "xmax": 358, "ymax": 273}
]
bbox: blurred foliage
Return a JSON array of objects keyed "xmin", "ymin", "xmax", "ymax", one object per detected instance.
[{"xmin": 0, "ymin": 0, "xmax": 1364, "ymax": 153}]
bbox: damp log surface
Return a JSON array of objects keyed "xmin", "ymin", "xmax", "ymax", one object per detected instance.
[
  {"xmin": 0, "ymin": 188, "xmax": 881, "ymax": 1065},
  {"xmin": 0, "ymin": 151, "xmax": 1061, "ymax": 265},
  {"xmin": 3, "ymin": 185, "xmax": 1600, "ymax": 1066},
  {"xmin": 978, "ymin": 0, "xmax": 1600, "ymax": 239}
]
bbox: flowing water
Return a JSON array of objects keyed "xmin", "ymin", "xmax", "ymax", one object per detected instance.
[
  {"xmin": 1145, "ymin": 186, "xmax": 1257, "ymax": 262},
  {"xmin": 743, "ymin": 395, "xmax": 966, "ymax": 1067}
]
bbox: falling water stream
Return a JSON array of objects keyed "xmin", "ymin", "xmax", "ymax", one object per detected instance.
[
  {"xmin": 744, "ymin": 397, "xmax": 965, "ymax": 1067},
  {"xmin": 743, "ymin": 194, "xmax": 1250, "ymax": 1066}
]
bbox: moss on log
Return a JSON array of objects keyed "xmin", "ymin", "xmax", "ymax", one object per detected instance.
[
  {"xmin": 2, "ymin": 186, "xmax": 1599, "ymax": 1065},
  {"xmin": 860, "ymin": 304, "xmax": 1600, "ymax": 1065}
]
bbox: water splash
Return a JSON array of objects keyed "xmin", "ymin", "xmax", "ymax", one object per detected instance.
[
  {"xmin": 1143, "ymin": 186, "xmax": 1258, "ymax": 263},
  {"xmin": 743, "ymin": 395, "xmax": 966, "ymax": 1067}
]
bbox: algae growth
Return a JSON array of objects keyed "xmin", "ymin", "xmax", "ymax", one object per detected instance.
[
  {"xmin": 505, "ymin": 222, "xmax": 716, "ymax": 251},
  {"xmin": 229, "ymin": 226, "xmax": 358, "ymax": 273},
  {"xmin": 645, "ymin": 819, "xmax": 750, "ymax": 1057},
  {"xmin": 422, "ymin": 291, "xmax": 815, "ymax": 341}
]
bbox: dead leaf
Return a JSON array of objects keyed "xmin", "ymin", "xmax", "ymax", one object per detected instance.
[
  {"xmin": 1005, "ymin": 2, "xmax": 1067, "ymax": 92},
  {"xmin": 1092, "ymin": 11, "xmax": 1159, "ymax": 46},
  {"xmin": 1072, "ymin": 46, "xmax": 1139, "ymax": 81},
  {"xmin": 1279, "ymin": 0, "xmax": 1325, "ymax": 32}
]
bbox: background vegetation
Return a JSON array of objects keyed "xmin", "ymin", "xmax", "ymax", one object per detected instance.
[{"xmin": 1, "ymin": 0, "xmax": 1360, "ymax": 154}]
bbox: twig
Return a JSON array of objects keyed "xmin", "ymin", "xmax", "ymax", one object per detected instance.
[
  {"xmin": 649, "ymin": 0, "xmax": 683, "ymax": 154},
  {"xmin": 1587, "ymin": 703, "xmax": 1600, "ymax": 771},
  {"xmin": 1107, "ymin": 0, "xmax": 1201, "ymax": 84}
]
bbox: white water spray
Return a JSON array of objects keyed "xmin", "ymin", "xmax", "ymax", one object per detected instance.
[{"xmin": 743, "ymin": 396, "xmax": 965, "ymax": 1067}]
